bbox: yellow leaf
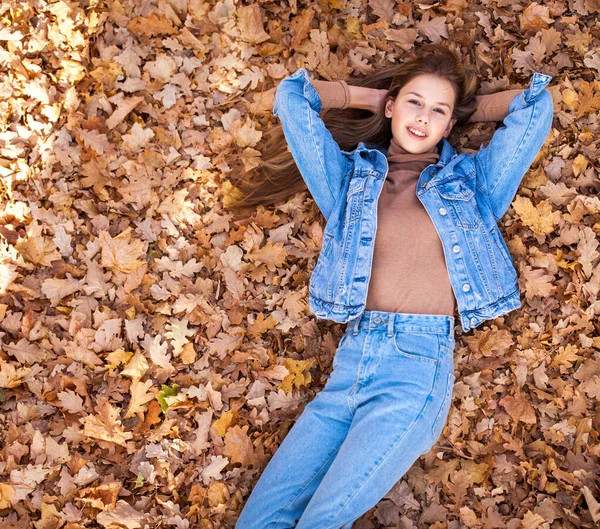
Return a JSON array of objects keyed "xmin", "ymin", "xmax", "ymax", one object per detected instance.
[
  {"xmin": 513, "ymin": 196, "xmax": 558, "ymax": 236},
  {"xmin": 248, "ymin": 313, "xmax": 277, "ymax": 337},
  {"xmin": 280, "ymin": 358, "xmax": 315, "ymax": 393},
  {"xmin": 214, "ymin": 410, "xmax": 235, "ymax": 437},
  {"xmin": 122, "ymin": 351, "xmax": 149, "ymax": 380},
  {"xmin": 106, "ymin": 349, "xmax": 133, "ymax": 370},
  {"xmin": 561, "ymin": 88, "xmax": 579, "ymax": 111},
  {"xmin": 0, "ymin": 483, "xmax": 15, "ymax": 509},
  {"xmin": 571, "ymin": 154, "xmax": 588, "ymax": 176},
  {"xmin": 222, "ymin": 180, "xmax": 245, "ymax": 208}
]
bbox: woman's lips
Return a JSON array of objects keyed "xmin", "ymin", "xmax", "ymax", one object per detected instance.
[{"xmin": 407, "ymin": 126, "xmax": 427, "ymax": 139}]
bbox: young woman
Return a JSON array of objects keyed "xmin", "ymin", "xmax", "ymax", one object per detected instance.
[{"xmin": 234, "ymin": 44, "xmax": 553, "ymax": 529}]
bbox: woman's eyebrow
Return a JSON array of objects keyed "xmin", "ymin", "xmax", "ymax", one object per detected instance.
[{"xmin": 405, "ymin": 92, "xmax": 451, "ymax": 108}]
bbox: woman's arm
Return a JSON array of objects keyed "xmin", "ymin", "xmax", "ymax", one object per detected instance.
[
  {"xmin": 473, "ymin": 73, "xmax": 553, "ymax": 220},
  {"xmin": 311, "ymin": 79, "xmax": 384, "ymax": 113},
  {"xmin": 273, "ymin": 69, "xmax": 351, "ymax": 220},
  {"xmin": 310, "ymin": 80, "xmax": 526, "ymax": 121}
]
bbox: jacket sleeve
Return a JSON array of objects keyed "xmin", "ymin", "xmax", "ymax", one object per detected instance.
[
  {"xmin": 273, "ymin": 68, "xmax": 350, "ymax": 220},
  {"xmin": 473, "ymin": 72, "xmax": 554, "ymax": 221}
]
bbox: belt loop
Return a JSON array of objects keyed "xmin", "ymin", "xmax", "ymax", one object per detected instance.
[
  {"xmin": 352, "ymin": 315, "xmax": 360, "ymax": 336},
  {"xmin": 387, "ymin": 316, "xmax": 394, "ymax": 338}
]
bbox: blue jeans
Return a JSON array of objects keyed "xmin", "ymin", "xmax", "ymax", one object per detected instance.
[{"xmin": 236, "ymin": 311, "xmax": 456, "ymax": 529}]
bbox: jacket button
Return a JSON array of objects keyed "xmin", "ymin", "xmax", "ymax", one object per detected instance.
[
  {"xmin": 453, "ymin": 245, "xmax": 460, "ymax": 253},
  {"xmin": 439, "ymin": 208, "xmax": 447, "ymax": 216},
  {"xmin": 462, "ymin": 283, "xmax": 470, "ymax": 292},
  {"xmin": 431, "ymin": 168, "xmax": 437, "ymax": 176},
  {"xmin": 470, "ymin": 317, "xmax": 477, "ymax": 326}
]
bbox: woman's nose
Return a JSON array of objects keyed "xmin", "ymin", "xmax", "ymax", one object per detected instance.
[{"xmin": 416, "ymin": 111, "xmax": 428, "ymax": 124}]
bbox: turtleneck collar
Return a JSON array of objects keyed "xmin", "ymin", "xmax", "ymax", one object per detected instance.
[{"xmin": 386, "ymin": 137, "xmax": 440, "ymax": 175}]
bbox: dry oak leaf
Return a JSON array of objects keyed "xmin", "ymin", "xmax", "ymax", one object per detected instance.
[
  {"xmin": 463, "ymin": 326, "xmax": 513, "ymax": 357},
  {"xmin": 127, "ymin": 14, "xmax": 177, "ymax": 37},
  {"xmin": 0, "ymin": 264, "xmax": 18, "ymax": 295},
  {"xmin": 383, "ymin": 28, "xmax": 418, "ymax": 51},
  {"xmin": 578, "ymin": 226, "xmax": 599, "ymax": 278},
  {"xmin": 214, "ymin": 409, "xmax": 235, "ymax": 437},
  {"xmin": 78, "ymin": 481, "xmax": 122, "ymax": 510},
  {"xmin": 0, "ymin": 361, "xmax": 30, "ymax": 388},
  {"xmin": 237, "ymin": 4, "xmax": 270, "ymax": 44},
  {"xmin": 76, "ymin": 128, "xmax": 110, "ymax": 156},
  {"xmin": 521, "ymin": 510, "xmax": 546, "ymax": 529},
  {"xmin": 99, "ymin": 228, "xmax": 145, "ymax": 273},
  {"xmin": 97, "ymin": 500, "xmax": 145, "ymax": 529},
  {"xmin": 41, "ymin": 275, "xmax": 81, "ymax": 306},
  {"xmin": 57, "ymin": 389, "xmax": 86, "ymax": 414},
  {"xmin": 499, "ymin": 395, "xmax": 537, "ymax": 425},
  {"xmin": 290, "ymin": 7, "xmax": 315, "ymax": 48},
  {"xmin": 248, "ymin": 313, "xmax": 277, "ymax": 337},
  {"xmin": 513, "ymin": 196, "xmax": 558, "ymax": 236},
  {"xmin": 3, "ymin": 338, "xmax": 47, "ymax": 365},
  {"xmin": 519, "ymin": 3, "xmax": 553, "ymax": 33},
  {"xmin": 15, "ymin": 223, "xmax": 61, "ymax": 267},
  {"xmin": 369, "ymin": 0, "xmax": 395, "ymax": 22},
  {"xmin": 519, "ymin": 264, "xmax": 556, "ymax": 301},
  {"xmin": 415, "ymin": 12, "xmax": 448, "ymax": 43},
  {"xmin": 165, "ymin": 317, "xmax": 195, "ymax": 357},
  {"xmin": 105, "ymin": 96, "xmax": 144, "ymax": 130},
  {"xmin": 280, "ymin": 358, "xmax": 316, "ymax": 393},
  {"xmin": 82, "ymin": 398, "xmax": 133, "ymax": 447},
  {"xmin": 224, "ymin": 425, "xmax": 258, "ymax": 466},
  {"xmin": 124, "ymin": 379, "xmax": 156, "ymax": 418},
  {"xmin": 0, "ymin": 483, "xmax": 15, "ymax": 509},
  {"xmin": 246, "ymin": 242, "xmax": 287, "ymax": 271}
]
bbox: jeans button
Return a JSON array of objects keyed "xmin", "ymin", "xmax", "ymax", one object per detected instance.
[{"xmin": 374, "ymin": 316, "xmax": 382, "ymax": 324}]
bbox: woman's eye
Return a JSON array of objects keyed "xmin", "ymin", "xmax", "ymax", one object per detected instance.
[
  {"xmin": 435, "ymin": 108, "xmax": 446, "ymax": 114},
  {"xmin": 409, "ymin": 99, "xmax": 420, "ymax": 105}
]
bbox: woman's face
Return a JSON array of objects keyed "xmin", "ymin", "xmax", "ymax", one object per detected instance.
[{"xmin": 385, "ymin": 74, "xmax": 457, "ymax": 154}]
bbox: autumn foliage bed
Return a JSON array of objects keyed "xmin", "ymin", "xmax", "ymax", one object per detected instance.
[{"xmin": 1, "ymin": 0, "xmax": 600, "ymax": 527}]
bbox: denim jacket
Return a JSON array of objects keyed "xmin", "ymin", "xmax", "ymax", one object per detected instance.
[{"xmin": 273, "ymin": 68, "xmax": 553, "ymax": 332}]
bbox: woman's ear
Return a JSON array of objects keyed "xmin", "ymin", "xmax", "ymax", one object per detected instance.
[
  {"xmin": 385, "ymin": 99, "xmax": 394, "ymax": 118},
  {"xmin": 444, "ymin": 119, "xmax": 457, "ymax": 137}
]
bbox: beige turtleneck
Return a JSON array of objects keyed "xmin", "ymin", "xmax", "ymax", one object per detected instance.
[
  {"xmin": 364, "ymin": 138, "xmax": 454, "ymax": 314},
  {"xmin": 310, "ymin": 79, "xmax": 519, "ymax": 315}
]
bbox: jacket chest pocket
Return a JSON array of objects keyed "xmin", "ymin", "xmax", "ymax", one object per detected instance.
[
  {"xmin": 346, "ymin": 178, "xmax": 365, "ymax": 222},
  {"xmin": 437, "ymin": 179, "xmax": 480, "ymax": 230}
]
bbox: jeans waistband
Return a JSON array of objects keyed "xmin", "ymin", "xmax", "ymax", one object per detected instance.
[{"xmin": 348, "ymin": 311, "xmax": 455, "ymax": 337}]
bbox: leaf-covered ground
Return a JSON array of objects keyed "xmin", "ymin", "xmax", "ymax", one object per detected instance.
[{"xmin": 1, "ymin": 0, "xmax": 600, "ymax": 527}]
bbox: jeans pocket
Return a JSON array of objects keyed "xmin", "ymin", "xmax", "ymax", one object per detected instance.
[
  {"xmin": 392, "ymin": 332, "xmax": 439, "ymax": 364},
  {"xmin": 431, "ymin": 372, "xmax": 455, "ymax": 442}
]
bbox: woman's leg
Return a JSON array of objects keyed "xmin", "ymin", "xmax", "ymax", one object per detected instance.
[
  {"xmin": 235, "ymin": 329, "xmax": 364, "ymax": 529},
  {"xmin": 296, "ymin": 313, "xmax": 455, "ymax": 529}
]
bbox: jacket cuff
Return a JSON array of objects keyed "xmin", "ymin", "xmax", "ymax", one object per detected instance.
[{"xmin": 521, "ymin": 72, "xmax": 552, "ymax": 105}]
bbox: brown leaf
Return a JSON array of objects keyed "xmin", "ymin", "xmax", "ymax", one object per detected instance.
[
  {"xmin": 499, "ymin": 395, "xmax": 537, "ymax": 425},
  {"xmin": 224, "ymin": 425, "xmax": 257, "ymax": 466},
  {"xmin": 246, "ymin": 242, "xmax": 287, "ymax": 271},
  {"xmin": 127, "ymin": 14, "xmax": 177, "ymax": 37},
  {"xmin": 237, "ymin": 4, "xmax": 270, "ymax": 44}
]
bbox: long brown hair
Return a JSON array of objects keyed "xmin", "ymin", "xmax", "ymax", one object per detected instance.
[{"xmin": 230, "ymin": 44, "xmax": 479, "ymax": 209}]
